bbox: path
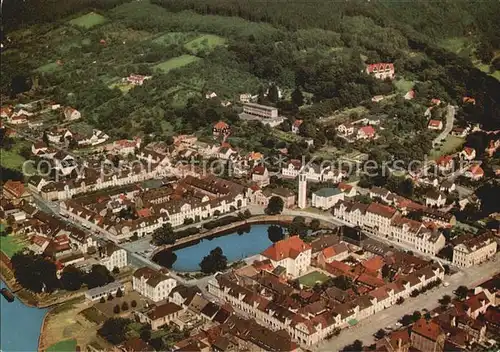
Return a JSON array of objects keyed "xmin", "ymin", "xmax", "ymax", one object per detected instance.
[{"xmin": 432, "ymin": 104, "xmax": 456, "ymax": 147}]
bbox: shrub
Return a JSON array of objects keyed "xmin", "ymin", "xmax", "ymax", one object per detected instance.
[
  {"xmin": 99, "ymin": 297, "xmax": 106, "ymax": 303},
  {"xmin": 131, "ymin": 300, "xmax": 137, "ymax": 308},
  {"xmin": 121, "ymin": 302, "xmax": 129, "ymax": 311},
  {"xmin": 107, "ymin": 293, "xmax": 114, "ymax": 301},
  {"xmin": 113, "ymin": 305, "xmax": 120, "ymax": 314},
  {"xmin": 116, "ymin": 288, "xmax": 123, "ymax": 297}
]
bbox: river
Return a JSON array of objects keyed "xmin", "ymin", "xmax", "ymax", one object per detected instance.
[
  {"xmin": 0, "ymin": 281, "xmax": 47, "ymax": 352},
  {"xmin": 172, "ymin": 224, "xmax": 275, "ymax": 272}
]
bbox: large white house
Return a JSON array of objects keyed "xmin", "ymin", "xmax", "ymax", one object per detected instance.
[
  {"xmin": 133, "ymin": 267, "xmax": 177, "ymax": 302},
  {"xmin": 260, "ymin": 236, "xmax": 311, "ymax": 278},
  {"xmin": 311, "ymin": 188, "xmax": 344, "ymax": 210},
  {"xmin": 453, "ymin": 233, "xmax": 497, "ymax": 268},
  {"xmin": 98, "ymin": 242, "xmax": 127, "ymax": 271}
]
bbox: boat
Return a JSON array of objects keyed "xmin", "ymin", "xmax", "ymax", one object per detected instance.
[{"xmin": 1, "ymin": 288, "xmax": 15, "ymax": 303}]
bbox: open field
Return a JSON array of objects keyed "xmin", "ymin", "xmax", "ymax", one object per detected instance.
[
  {"xmin": 36, "ymin": 62, "xmax": 61, "ymax": 73},
  {"xmin": 69, "ymin": 12, "xmax": 107, "ymax": 29},
  {"xmin": 0, "ymin": 235, "xmax": 28, "ymax": 258},
  {"xmin": 153, "ymin": 55, "xmax": 201, "ymax": 73},
  {"xmin": 0, "ymin": 150, "xmax": 26, "ymax": 171},
  {"xmin": 184, "ymin": 34, "xmax": 226, "ymax": 54},
  {"xmin": 429, "ymin": 135, "xmax": 464, "ymax": 159},
  {"xmin": 79, "ymin": 306, "xmax": 107, "ymax": 325},
  {"xmin": 46, "ymin": 339, "xmax": 77, "ymax": 352},
  {"xmin": 394, "ymin": 78, "xmax": 414, "ymax": 93},
  {"xmin": 153, "ymin": 32, "xmax": 195, "ymax": 46},
  {"xmin": 298, "ymin": 271, "xmax": 330, "ymax": 287}
]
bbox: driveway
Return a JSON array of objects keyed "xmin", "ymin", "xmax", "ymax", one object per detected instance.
[{"xmin": 432, "ymin": 105, "xmax": 456, "ymax": 147}]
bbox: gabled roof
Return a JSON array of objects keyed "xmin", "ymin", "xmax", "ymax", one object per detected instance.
[
  {"xmin": 366, "ymin": 203, "xmax": 397, "ymax": 219},
  {"xmin": 412, "ymin": 318, "xmax": 443, "ymax": 342},
  {"xmin": 214, "ymin": 120, "xmax": 229, "ymax": 130},
  {"xmin": 261, "ymin": 236, "xmax": 311, "ymax": 261}
]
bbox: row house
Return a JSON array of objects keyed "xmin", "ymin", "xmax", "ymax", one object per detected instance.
[
  {"xmin": 333, "ymin": 200, "xmax": 446, "ymax": 255},
  {"xmin": 132, "ymin": 267, "xmax": 177, "ymax": 302},
  {"xmin": 425, "ymin": 190, "xmax": 447, "ymax": 208},
  {"xmin": 452, "ymin": 232, "xmax": 497, "ymax": 268},
  {"xmin": 208, "ymin": 264, "xmax": 444, "ymax": 347}
]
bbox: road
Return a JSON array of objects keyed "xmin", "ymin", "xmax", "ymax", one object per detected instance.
[
  {"xmin": 315, "ymin": 252, "xmax": 500, "ymax": 351},
  {"xmin": 432, "ymin": 104, "xmax": 456, "ymax": 147}
]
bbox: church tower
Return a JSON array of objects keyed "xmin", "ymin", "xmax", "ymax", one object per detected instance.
[{"xmin": 298, "ymin": 172, "xmax": 307, "ymax": 209}]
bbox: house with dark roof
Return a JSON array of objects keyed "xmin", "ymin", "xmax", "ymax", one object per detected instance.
[{"xmin": 136, "ymin": 301, "xmax": 183, "ymax": 330}]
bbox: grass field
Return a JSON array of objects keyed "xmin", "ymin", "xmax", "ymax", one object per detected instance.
[
  {"xmin": 154, "ymin": 55, "xmax": 201, "ymax": 73},
  {"xmin": 36, "ymin": 62, "xmax": 61, "ymax": 73},
  {"xmin": 184, "ymin": 34, "xmax": 226, "ymax": 55},
  {"xmin": 0, "ymin": 149, "xmax": 26, "ymax": 171},
  {"xmin": 69, "ymin": 12, "xmax": 107, "ymax": 29},
  {"xmin": 298, "ymin": 271, "xmax": 330, "ymax": 287},
  {"xmin": 46, "ymin": 339, "xmax": 77, "ymax": 352},
  {"xmin": 80, "ymin": 306, "xmax": 107, "ymax": 325},
  {"xmin": 0, "ymin": 235, "xmax": 28, "ymax": 258},
  {"xmin": 394, "ymin": 78, "xmax": 415, "ymax": 93},
  {"xmin": 430, "ymin": 135, "xmax": 465, "ymax": 159},
  {"xmin": 153, "ymin": 32, "xmax": 196, "ymax": 46}
]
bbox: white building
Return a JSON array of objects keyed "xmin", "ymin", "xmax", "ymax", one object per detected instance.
[
  {"xmin": 311, "ymin": 188, "xmax": 344, "ymax": 210},
  {"xmin": 425, "ymin": 190, "xmax": 447, "ymax": 208},
  {"xmin": 99, "ymin": 242, "xmax": 127, "ymax": 271},
  {"xmin": 133, "ymin": 267, "xmax": 177, "ymax": 302},
  {"xmin": 85, "ymin": 281, "xmax": 125, "ymax": 301},
  {"xmin": 453, "ymin": 233, "xmax": 497, "ymax": 268},
  {"xmin": 298, "ymin": 173, "xmax": 307, "ymax": 209},
  {"xmin": 243, "ymin": 103, "xmax": 278, "ymax": 119},
  {"xmin": 63, "ymin": 107, "xmax": 81, "ymax": 121},
  {"xmin": 260, "ymin": 236, "xmax": 312, "ymax": 278}
]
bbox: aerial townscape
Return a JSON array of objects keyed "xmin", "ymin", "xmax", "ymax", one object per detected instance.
[{"xmin": 1, "ymin": 1, "xmax": 500, "ymax": 352}]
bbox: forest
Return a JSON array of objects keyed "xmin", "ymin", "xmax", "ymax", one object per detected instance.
[{"xmin": 1, "ymin": 0, "xmax": 499, "ymax": 142}]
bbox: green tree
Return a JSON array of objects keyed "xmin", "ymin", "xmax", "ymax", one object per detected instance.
[
  {"xmin": 152, "ymin": 223, "xmax": 175, "ymax": 246},
  {"xmin": 265, "ymin": 196, "xmax": 284, "ymax": 215},
  {"xmin": 267, "ymin": 225, "xmax": 284, "ymax": 243},
  {"xmin": 11, "ymin": 252, "xmax": 60, "ymax": 293},
  {"xmin": 268, "ymin": 84, "xmax": 279, "ymax": 103},
  {"xmin": 121, "ymin": 301, "xmax": 129, "ymax": 311},
  {"xmin": 116, "ymin": 288, "xmax": 123, "ymax": 298},
  {"xmin": 140, "ymin": 328, "xmax": 151, "ymax": 342},
  {"xmin": 199, "ymin": 247, "xmax": 228, "ymax": 274},
  {"xmin": 309, "ymin": 219, "xmax": 321, "ymax": 231},
  {"xmin": 438, "ymin": 294, "xmax": 451, "ymax": 307},
  {"xmin": 291, "ymin": 87, "xmax": 304, "ymax": 107},
  {"xmin": 60, "ymin": 265, "xmax": 84, "ymax": 291},
  {"xmin": 288, "ymin": 216, "xmax": 308, "ymax": 236},
  {"xmin": 152, "ymin": 250, "xmax": 178, "ymax": 269},
  {"xmin": 42, "ymin": 131, "xmax": 49, "ymax": 146},
  {"xmin": 455, "ymin": 285, "xmax": 469, "ymax": 300},
  {"xmin": 381, "ymin": 264, "xmax": 391, "ymax": 280},
  {"xmin": 98, "ymin": 318, "xmax": 130, "ymax": 345},
  {"xmin": 84, "ymin": 264, "xmax": 114, "ymax": 289}
]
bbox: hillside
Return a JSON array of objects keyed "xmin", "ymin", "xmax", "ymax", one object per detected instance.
[{"xmin": 1, "ymin": 0, "xmax": 499, "ymax": 142}]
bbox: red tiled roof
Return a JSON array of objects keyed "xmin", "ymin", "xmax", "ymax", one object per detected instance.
[
  {"xmin": 253, "ymin": 165, "xmax": 266, "ymax": 175},
  {"xmin": 338, "ymin": 182, "xmax": 353, "ymax": 193},
  {"xmin": 428, "ymin": 120, "xmax": 442, "ymax": 128},
  {"xmin": 463, "ymin": 147, "xmax": 475, "ymax": 156},
  {"xmin": 3, "ymin": 180, "xmax": 25, "ymax": 198},
  {"xmin": 293, "ymin": 119, "xmax": 303, "ymax": 127},
  {"xmin": 214, "ymin": 120, "xmax": 229, "ymax": 130},
  {"xmin": 362, "ymin": 255, "xmax": 385, "ymax": 272},
  {"xmin": 366, "ymin": 63, "xmax": 394, "ymax": 73},
  {"xmin": 412, "ymin": 318, "xmax": 443, "ymax": 341},
  {"xmin": 436, "ymin": 155, "xmax": 453, "ymax": 166},
  {"xmin": 261, "ymin": 236, "xmax": 311, "ymax": 261},
  {"xmin": 431, "ymin": 98, "xmax": 441, "ymax": 105},
  {"xmin": 137, "ymin": 208, "xmax": 152, "ymax": 218},
  {"xmin": 357, "ymin": 273, "xmax": 385, "ymax": 288},
  {"xmin": 469, "ymin": 164, "xmax": 484, "ymax": 176},
  {"xmin": 359, "ymin": 125, "xmax": 376, "ymax": 136},
  {"xmin": 367, "ymin": 203, "xmax": 397, "ymax": 218}
]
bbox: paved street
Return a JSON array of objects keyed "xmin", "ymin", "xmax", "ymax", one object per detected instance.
[{"xmin": 315, "ymin": 253, "xmax": 500, "ymax": 351}]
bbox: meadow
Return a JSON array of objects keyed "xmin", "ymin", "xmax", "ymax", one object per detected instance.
[
  {"xmin": 69, "ymin": 12, "xmax": 107, "ymax": 29},
  {"xmin": 184, "ymin": 34, "xmax": 226, "ymax": 55},
  {"xmin": 153, "ymin": 55, "xmax": 201, "ymax": 73},
  {"xmin": 430, "ymin": 135, "xmax": 465, "ymax": 159}
]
